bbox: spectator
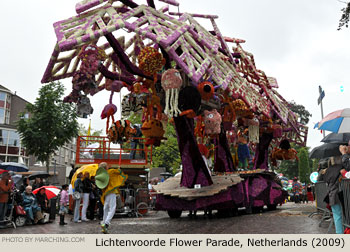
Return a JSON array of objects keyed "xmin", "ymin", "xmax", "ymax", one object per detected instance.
[
  {"xmin": 59, "ymin": 184, "xmax": 69, "ymax": 226},
  {"xmin": 36, "ymin": 188, "xmax": 49, "ymax": 213},
  {"xmin": 301, "ymin": 184, "xmax": 307, "ymax": 204},
  {"xmin": 88, "ymin": 176, "xmax": 98, "ymax": 221},
  {"xmin": 339, "ymin": 145, "xmax": 350, "ymax": 173},
  {"xmin": 324, "ymin": 156, "xmax": 344, "ymax": 234},
  {"xmin": 73, "ymin": 172, "xmax": 83, "ymax": 223},
  {"xmin": 68, "ymin": 183, "xmax": 74, "ymax": 214},
  {"xmin": 32, "ymin": 178, "xmax": 44, "ymax": 191},
  {"xmin": 22, "ymin": 186, "xmax": 43, "ymax": 224},
  {"xmin": 19, "ymin": 177, "xmax": 30, "ymax": 193},
  {"xmin": 292, "ymin": 178, "xmax": 301, "ymax": 203},
  {"xmin": 306, "ymin": 184, "xmax": 314, "ymax": 203},
  {"xmin": 82, "ymin": 172, "xmax": 92, "ymax": 221},
  {"xmin": 0, "ymin": 172, "xmax": 13, "ymax": 229},
  {"xmin": 68, "ymin": 165, "xmax": 77, "ymax": 183}
]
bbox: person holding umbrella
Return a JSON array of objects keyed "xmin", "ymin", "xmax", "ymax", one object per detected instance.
[
  {"xmin": 323, "ymin": 156, "xmax": 344, "ymax": 234},
  {"xmin": 36, "ymin": 188, "xmax": 49, "ymax": 213}
]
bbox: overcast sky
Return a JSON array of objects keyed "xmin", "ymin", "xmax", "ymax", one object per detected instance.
[{"xmin": 0, "ymin": 0, "xmax": 349, "ymax": 150}]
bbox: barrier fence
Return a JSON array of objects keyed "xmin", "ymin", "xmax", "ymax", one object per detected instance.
[
  {"xmin": 116, "ymin": 188, "xmax": 152, "ymax": 217},
  {"xmin": 309, "ymin": 181, "xmax": 333, "ymax": 232},
  {"xmin": 340, "ymin": 178, "xmax": 350, "ymax": 229}
]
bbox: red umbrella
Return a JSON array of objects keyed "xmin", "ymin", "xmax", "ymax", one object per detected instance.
[
  {"xmin": 33, "ymin": 186, "xmax": 60, "ymax": 200},
  {"xmin": 0, "ymin": 169, "xmax": 8, "ymax": 174}
]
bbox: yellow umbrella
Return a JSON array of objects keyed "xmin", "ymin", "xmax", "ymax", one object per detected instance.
[
  {"xmin": 101, "ymin": 168, "xmax": 128, "ymax": 205},
  {"xmin": 71, "ymin": 164, "xmax": 99, "ymax": 188}
]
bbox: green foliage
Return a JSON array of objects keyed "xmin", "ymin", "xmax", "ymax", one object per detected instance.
[
  {"xmin": 277, "ymin": 160, "xmax": 299, "ymax": 179},
  {"xmin": 338, "ymin": 2, "xmax": 350, "ymax": 30},
  {"xmin": 312, "ymin": 158, "xmax": 319, "ymax": 172},
  {"xmin": 17, "ymin": 82, "xmax": 78, "ymax": 172},
  {"xmin": 127, "ymin": 112, "xmax": 142, "ymax": 125},
  {"xmin": 298, "ymin": 148, "xmax": 310, "ymax": 184},
  {"xmin": 127, "ymin": 112, "xmax": 180, "ymax": 174},
  {"xmin": 151, "ymin": 123, "xmax": 181, "ymax": 174},
  {"xmin": 276, "ymin": 143, "xmax": 301, "ymax": 179},
  {"xmin": 78, "ymin": 123, "xmax": 103, "ymax": 136},
  {"xmin": 288, "ymin": 100, "xmax": 312, "ymax": 125}
]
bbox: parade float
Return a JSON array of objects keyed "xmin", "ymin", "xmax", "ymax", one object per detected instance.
[{"xmin": 41, "ymin": 0, "xmax": 308, "ymax": 218}]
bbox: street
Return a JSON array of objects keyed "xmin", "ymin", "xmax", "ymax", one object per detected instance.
[{"xmin": 0, "ymin": 202, "xmax": 333, "ymax": 234}]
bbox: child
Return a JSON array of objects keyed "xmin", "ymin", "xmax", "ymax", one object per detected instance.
[{"xmin": 59, "ymin": 184, "xmax": 69, "ymax": 225}]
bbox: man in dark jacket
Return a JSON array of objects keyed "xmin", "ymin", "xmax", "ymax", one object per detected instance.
[
  {"xmin": 81, "ymin": 172, "xmax": 92, "ymax": 221},
  {"xmin": 129, "ymin": 124, "xmax": 144, "ymax": 159}
]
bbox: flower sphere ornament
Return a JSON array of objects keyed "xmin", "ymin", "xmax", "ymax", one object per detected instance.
[
  {"xmin": 138, "ymin": 46, "xmax": 165, "ymax": 78},
  {"xmin": 161, "ymin": 69, "xmax": 183, "ymax": 117}
]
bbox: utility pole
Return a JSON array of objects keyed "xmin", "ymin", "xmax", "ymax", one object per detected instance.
[{"xmin": 317, "ymin": 85, "xmax": 326, "ymax": 138}]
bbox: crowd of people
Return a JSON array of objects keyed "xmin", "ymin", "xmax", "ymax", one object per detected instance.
[
  {"xmin": 0, "ymin": 162, "xmax": 126, "ymax": 233},
  {"xmin": 68, "ymin": 162, "xmax": 126, "ymax": 234},
  {"xmin": 0, "ymin": 173, "xmax": 57, "ymax": 228},
  {"xmin": 291, "ymin": 179, "xmax": 314, "ymax": 204}
]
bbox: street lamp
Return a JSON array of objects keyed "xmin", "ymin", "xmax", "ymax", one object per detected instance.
[{"xmin": 51, "ymin": 157, "xmax": 57, "ymax": 184}]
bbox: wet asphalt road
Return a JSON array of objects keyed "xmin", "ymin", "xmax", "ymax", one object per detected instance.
[{"xmin": 0, "ymin": 202, "xmax": 332, "ymax": 234}]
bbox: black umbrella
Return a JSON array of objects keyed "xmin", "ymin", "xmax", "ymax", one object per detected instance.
[
  {"xmin": 321, "ymin": 133, "xmax": 350, "ymax": 144},
  {"xmin": 309, "ymin": 143, "xmax": 342, "ymax": 159},
  {"xmin": 160, "ymin": 172, "xmax": 173, "ymax": 177},
  {"xmin": 0, "ymin": 162, "xmax": 29, "ymax": 172},
  {"xmin": 28, "ymin": 172, "xmax": 50, "ymax": 180}
]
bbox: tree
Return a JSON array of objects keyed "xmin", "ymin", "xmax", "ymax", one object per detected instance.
[
  {"xmin": 338, "ymin": 1, "xmax": 350, "ymax": 30},
  {"xmin": 127, "ymin": 112, "xmax": 181, "ymax": 174},
  {"xmin": 277, "ymin": 143, "xmax": 302, "ymax": 179},
  {"xmin": 288, "ymin": 101, "xmax": 312, "ymax": 125},
  {"xmin": 78, "ymin": 123, "xmax": 103, "ymax": 136},
  {"xmin": 17, "ymin": 82, "xmax": 78, "ymax": 172},
  {"xmin": 298, "ymin": 148, "xmax": 310, "ymax": 184},
  {"xmin": 151, "ymin": 122, "xmax": 181, "ymax": 174}
]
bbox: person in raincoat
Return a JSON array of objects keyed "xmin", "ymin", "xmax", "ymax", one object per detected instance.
[
  {"xmin": 22, "ymin": 186, "xmax": 42, "ymax": 224},
  {"xmin": 95, "ymin": 162, "xmax": 127, "ymax": 234}
]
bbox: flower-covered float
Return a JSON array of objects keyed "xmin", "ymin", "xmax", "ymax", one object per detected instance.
[{"xmin": 42, "ymin": 0, "xmax": 308, "ymax": 218}]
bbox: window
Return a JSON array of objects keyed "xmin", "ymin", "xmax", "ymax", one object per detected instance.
[
  {"xmin": 0, "ymin": 93, "xmax": 6, "ymax": 101},
  {"xmin": 7, "ymin": 156, "xmax": 18, "ymax": 163},
  {"xmin": 8, "ymin": 131, "xmax": 20, "ymax": 147},
  {"xmin": 0, "ymin": 108, "xmax": 4, "ymax": 124},
  {"xmin": 4, "ymin": 110, "xmax": 10, "ymax": 124},
  {"xmin": 0, "ymin": 129, "xmax": 8, "ymax": 145}
]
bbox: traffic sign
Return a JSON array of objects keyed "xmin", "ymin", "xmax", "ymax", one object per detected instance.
[
  {"xmin": 317, "ymin": 90, "xmax": 325, "ymax": 105},
  {"xmin": 310, "ymin": 172, "xmax": 318, "ymax": 183}
]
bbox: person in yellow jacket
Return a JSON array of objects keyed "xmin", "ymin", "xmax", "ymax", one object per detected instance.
[{"xmin": 95, "ymin": 162, "xmax": 127, "ymax": 234}]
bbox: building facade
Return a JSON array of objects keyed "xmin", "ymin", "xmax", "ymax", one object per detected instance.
[
  {"xmin": 0, "ymin": 85, "xmax": 76, "ymax": 183},
  {"xmin": 0, "ymin": 85, "xmax": 31, "ymax": 165}
]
